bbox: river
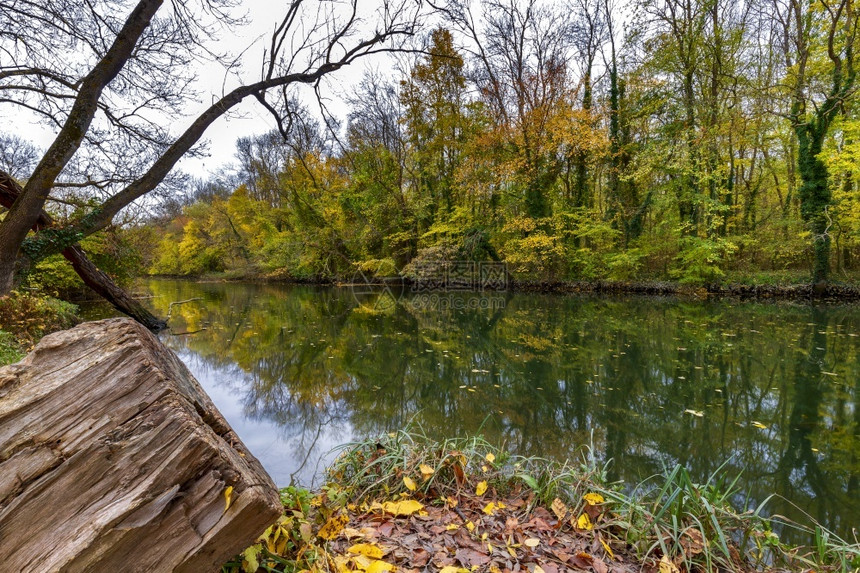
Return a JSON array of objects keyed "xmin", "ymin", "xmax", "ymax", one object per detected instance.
[{"xmin": 82, "ymin": 279, "xmax": 859, "ymax": 543}]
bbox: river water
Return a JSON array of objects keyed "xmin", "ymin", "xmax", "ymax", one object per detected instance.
[{"xmin": 82, "ymin": 279, "xmax": 859, "ymax": 542}]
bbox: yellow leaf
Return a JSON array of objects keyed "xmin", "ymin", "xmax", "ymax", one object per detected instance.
[
  {"xmin": 550, "ymin": 497, "xmax": 567, "ymax": 520},
  {"xmin": 348, "ymin": 543, "xmax": 384, "ymax": 559},
  {"xmin": 224, "ymin": 486, "xmax": 234, "ymax": 512},
  {"xmin": 660, "ymin": 555, "xmax": 680, "ymax": 573},
  {"xmin": 465, "ymin": 520, "xmax": 476, "ymax": 532},
  {"xmin": 583, "ymin": 493, "xmax": 605, "ymax": 505},
  {"xmin": 524, "ymin": 538, "xmax": 540, "ymax": 548},
  {"xmin": 380, "ymin": 499, "xmax": 424, "ymax": 516},
  {"xmin": 684, "ymin": 409, "xmax": 704, "ymax": 418},
  {"xmin": 751, "ymin": 421, "xmax": 768, "ymax": 429},
  {"xmin": 600, "ymin": 537, "xmax": 614, "ymax": 559},
  {"xmin": 366, "ymin": 560, "xmax": 396, "ymax": 573},
  {"xmin": 482, "ymin": 501, "xmax": 506, "ymax": 515},
  {"xmin": 485, "ymin": 453, "xmax": 496, "ymax": 463},
  {"xmin": 534, "ymin": 567, "xmax": 546, "ymax": 573},
  {"xmin": 475, "ymin": 481, "xmax": 488, "ymax": 496},
  {"xmin": 419, "ymin": 464, "xmax": 434, "ymax": 480},
  {"xmin": 318, "ymin": 513, "xmax": 349, "ymax": 540},
  {"xmin": 403, "ymin": 476, "xmax": 417, "ymax": 491},
  {"xmin": 439, "ymin": 567, "xmax": 470, "ymax": 573},
  {"xmin": 577, "ymin": 513, "xmax": 593, "ymax": 531},
  {"xmin": 445, "ymin": 523, "xmax": 460, "ymax": 531}
]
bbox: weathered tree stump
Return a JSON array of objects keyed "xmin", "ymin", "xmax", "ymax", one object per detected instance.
[{"xmin": 0, "ymin": 318, "xmax": 282, "ymax": 572}]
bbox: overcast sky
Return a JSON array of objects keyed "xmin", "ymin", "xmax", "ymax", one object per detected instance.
[{"xmin": 7, "ymin": 0, "xmax": 397, "ymax": 180}]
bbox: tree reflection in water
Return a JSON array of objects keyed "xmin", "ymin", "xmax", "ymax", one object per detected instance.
[{"xmin": 128, "ymin": 280, "xmax": 858, "ymax": 544}]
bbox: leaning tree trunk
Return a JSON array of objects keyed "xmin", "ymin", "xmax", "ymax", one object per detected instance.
[{"xmin": 0, "ymin": 171, "xmax": 167, "ymax": 330}]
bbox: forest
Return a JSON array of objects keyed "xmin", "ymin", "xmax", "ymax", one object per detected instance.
[
  {"xmin": 132, "ymin": 0, "xmax": 860, "ymax": 287},
  {"xmin": 2, "ymin": 0, "xmax": 860, "ymax": 295}
]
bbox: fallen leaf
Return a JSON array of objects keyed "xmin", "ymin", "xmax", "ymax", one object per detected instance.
[
  {"xmin": 660, "ymin": 555, "xmax": 680, "ymax": 573},
  {"xmin": 365, "ymin": 560, "xmax": 396, "ymax": 573},
  {"xmin": 550, "ymin": 498, "xmax": 567, "ymax": 520},
  {"xmin": 439, "ymin": 567, "xmax": 470, "ymax": 573},
  {"xmin": 583, "ymin": 492, "xmax": 605, "ymax": 505},
  {"xmin": 403, "ymin": 476, "xmax": 417, "ymax": 491},
  {"xmin": 379, "ymin": 500, "xmax": 424, "ymax": 516},
  {"xmin": 524, "ymin": 538, "xmax": 540, "ymax": 548},
  {"xmin": 419, "ymin": 464, "xmax": 435, "ymax": 480},
  {"xmin": 223, "ymin": 486, "xmax": 234, "ymax": 512},
  {"xmin": 681, "ymin": 528, "xmax": 705, "ymax": 556},
  {"xmin": 482, "ymin": 501, "xmax": 506, "ymax": 515},
  {"xmin": 599, "ymin": 537, "xmax": 614, "ymax": 559},
  {"xmin": 446, "ymin": 523, "xmax": 460, "ymax": 531},
  {"xmin": 534, "ymin": 566, "xmax": 546, "ymax": 573},
  {"xmin": 476, "ymin": 481, "xmax": 488, "ymax": 496},
  {"xmin": 465, "ymin": 520, "xmax": 476, "ymax": 532},
  {"xmin": 318, "ymin": 513, "xmax": 349, "ymax": 540},
  {"xmin": 485, "ymin": 452, "xmax": 496, "ymax": 463},
  {"xmin": 299, "ymin": 522, "xmax": 313, "ymax": 542},
  {"xmin": 576, "ymin": 513, "xmax": 593, "ymax": 531},
  {"xmin": 348, "ymin": 543, "xmax": 384, "ymax": 559}
]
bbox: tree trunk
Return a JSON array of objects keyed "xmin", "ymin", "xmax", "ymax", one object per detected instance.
[
  {"xmin": 0, "ymin": 318, "xmax": 282, "ymax": 572},
  {"xmin": 0, "ymin": 171, "xmax": 167, "ymax": 330}
]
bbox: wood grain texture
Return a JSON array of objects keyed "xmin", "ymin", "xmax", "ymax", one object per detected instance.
[{"xmin": 0, "ymin": 318, "xmax": 281, "ymax": 572}]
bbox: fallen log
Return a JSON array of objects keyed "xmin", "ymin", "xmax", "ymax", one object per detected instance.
[{"xmin": 0, "ymin": 318, "xmax": 281, "ymax": 572}]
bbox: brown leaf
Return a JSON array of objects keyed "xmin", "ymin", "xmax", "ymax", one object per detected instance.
[
  {"xmin": 592, "ymin": 557, "xmax": 609, "ymax": 573},
  {"xmin": 680, "ymin": 528, "xmax": 705, "ymax": 557},
  {"xmin": 412, "ymin": 547, "xmax": 431, "ymax": 567},
  {"xmin": 455, "ymin": 548, "xmax": 492, "ymax": 567},
  {"xmin": 571, "ymin": 551, "xmax": 593, "ymax": 569}
]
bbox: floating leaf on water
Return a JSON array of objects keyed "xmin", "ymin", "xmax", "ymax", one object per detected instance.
[
  {"xmin": 751, "ymin": 421, "xmax": 768, "ymax": 429},
  {"xmin": 684, "ymin": 409, "xmax": 704, "ymax": 417},
  {"xmin": 475, "ymin": 481, "xmax": 488, "ymax": 496}
]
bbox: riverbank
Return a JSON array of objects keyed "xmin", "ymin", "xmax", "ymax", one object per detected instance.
[
  {"xmin": 146, "ymin": 270, "xmax": 860, "ymax": 302},
  {"xmin": 224, "ymin": 432, "xmax": 859, "ymax": 573},
  {"xmin": 0, "ymin": 291, "xmax": 80, "ymax": 365}
]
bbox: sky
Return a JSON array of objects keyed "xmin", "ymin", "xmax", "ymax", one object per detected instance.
[{"xmin": 6, "ymin": 0, "xmax": 399, "ymax": 180}]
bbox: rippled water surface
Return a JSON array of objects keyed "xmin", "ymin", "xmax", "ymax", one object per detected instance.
[{"xmin": 82, "ymin": 279, "xmax": 859, "ymax": 541}]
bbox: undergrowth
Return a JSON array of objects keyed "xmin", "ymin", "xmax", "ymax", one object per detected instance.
[
  {"xmin": 224, "ymin": 429, "xmax": 860, "ymax": 573},
  {"xmin": 0, "ymin": 291, "xmax": 79, "ymax": 351}
]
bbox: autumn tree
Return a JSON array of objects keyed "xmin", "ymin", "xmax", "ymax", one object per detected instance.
[
  {"xmin": 0, "ymin": 0, "xmax": 422, "ymax": 320},
  {"xmin": 777, "ymin": 0, "xmax": 857, "ymax": 283}
]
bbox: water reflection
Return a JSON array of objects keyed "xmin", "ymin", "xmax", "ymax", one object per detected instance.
[{"xmin": 100, "ymin": 280, "xmax": 859, "ymax": 541}]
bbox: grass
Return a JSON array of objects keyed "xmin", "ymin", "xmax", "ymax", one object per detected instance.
[
  {"xmin": 225, "ymin": 429, "xmax": 860, "ymax": 573},
  {"xmin": 0, "ymin": 291, "xmax": 80, "ymax": 365},
  {"xmin": 0, "ymin": 329, "xmax": 24, "ymax": 365}
]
